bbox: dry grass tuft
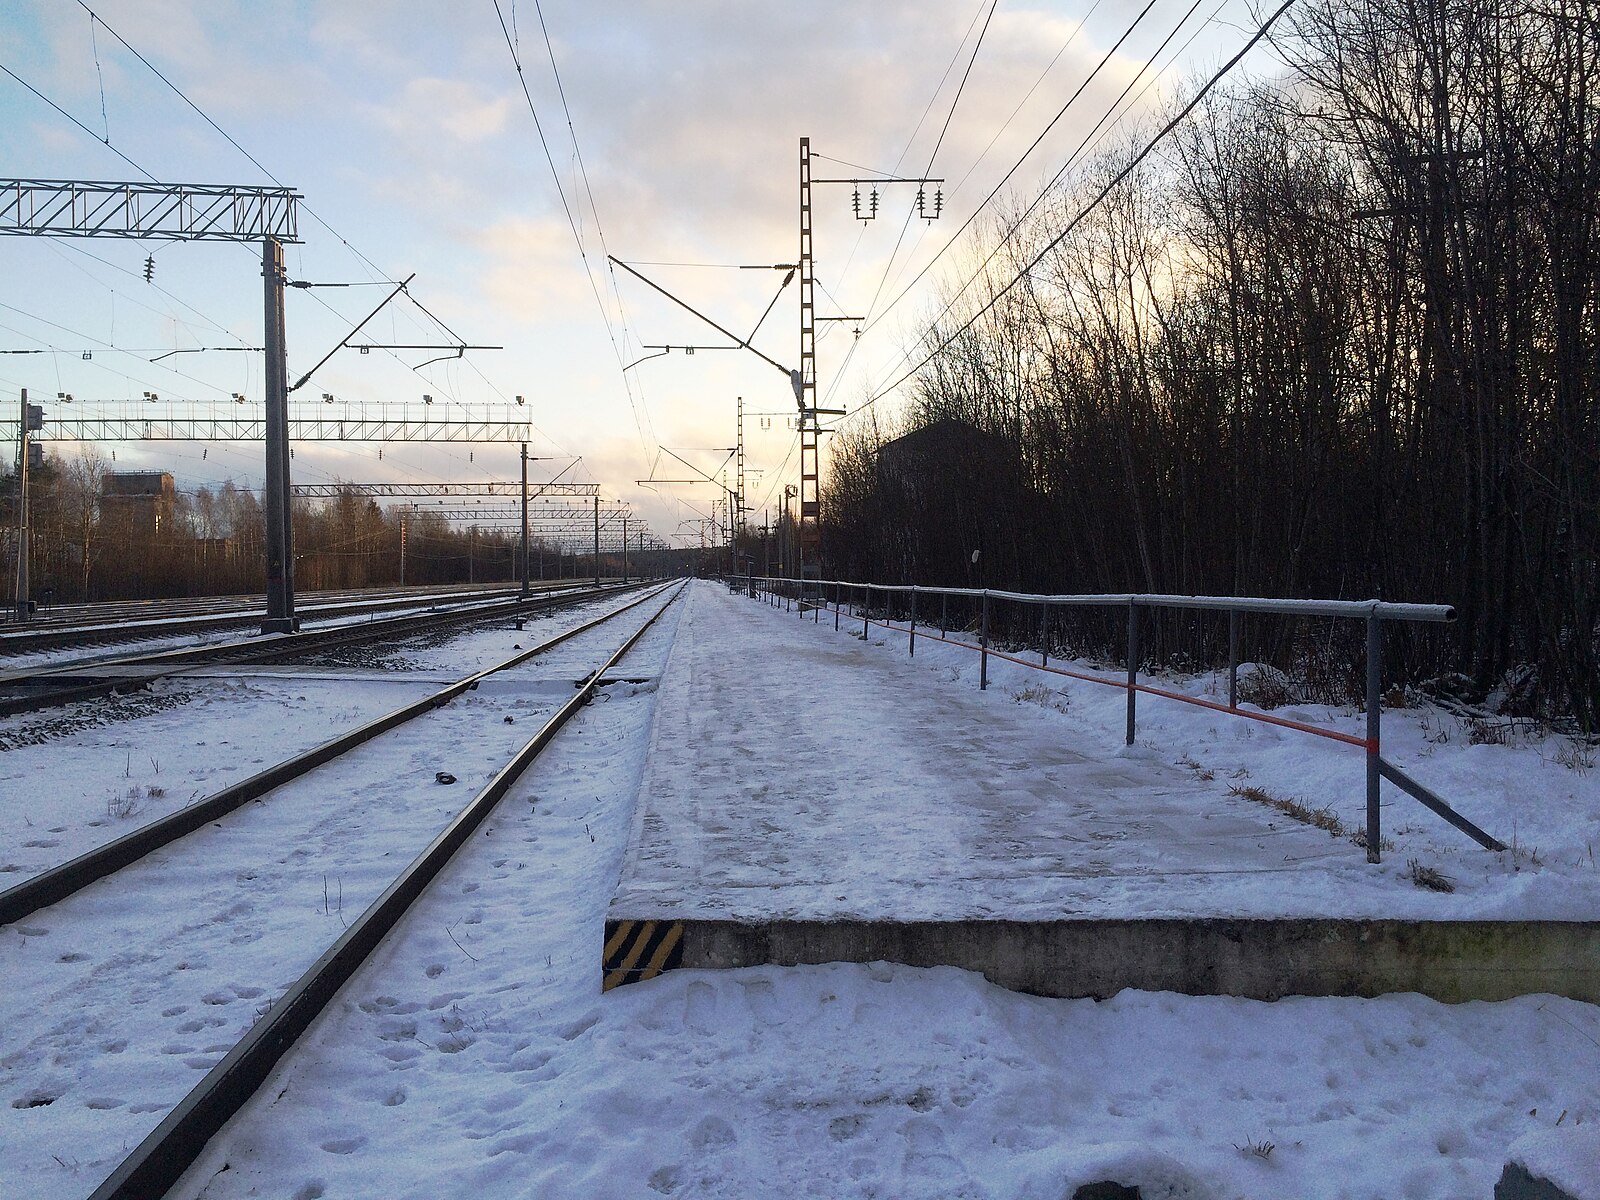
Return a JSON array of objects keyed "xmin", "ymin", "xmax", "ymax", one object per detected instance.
[
  {"xmin": 1552, "ymin": 739, "xmax": 1596, "ymax": 774},
  {"xmin": 1406, "ymin": 859, "xmax": 1455, "ymax": 893},
  {"xmin": 1229, "ymin": 784, "xmax": 1394, "ymax": 852},
  {"xmin": 1230, "ymin": 784, "xmax": 1343, "ymax": 835},
  {"xmin": 1012, "ymin": 684, "xmax": 1069, "ymax": 713}
]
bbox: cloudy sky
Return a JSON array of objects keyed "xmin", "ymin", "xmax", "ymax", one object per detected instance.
[{"xmin": 1, "ymin": 0, "xmax": 1278, "ymax": 544}]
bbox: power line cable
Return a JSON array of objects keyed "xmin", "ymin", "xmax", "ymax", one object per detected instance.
[
  {"xmin": 855, "ymin": 0, "xmax": 1298, "ymax": 418},
  {"xmin": 0, "ymin": 61, "xmax": 153, "ymax": 179},
  {"xmin": 74, "ymin": 1, "xmax": 526, "ymax": 416},
  {"xmin": 533, "ymin": 0, "xmax": 659, "ymax": 450},
  {"xmin": 818, "ymin": 0, "xmax": 1127, "ymax": 412},
  {"xmin": 866, "ymin": 0, "xmax": 1107, "ymax": 331},
  {"xmin": 866, "ymin": 0, "xmax": 1210, "ymax": 380},
  {"xmin": 819, "ymin": 0, "xmax": 990, "ymax": 316},
  {"xmin": 817, "ymin": 0, "xmax": 1009, "ymax": 411},
  {"xmin": 858, "ymin": 0, "xmax": 999, "ymax": 326},
  {"xmin": 492, "ymin": 0, "xmax": 656, "ymax": 466},
  {"xmin": 834, "ymin": 0, "xmax": 1222, "ymax": 422},
  {"xmin": 856, "ymin": 0, "xmax": 1160, "ymax": 341},
  {"xmin": 4, "ymin": 48, "xmax": 470, "ymax": 413}
]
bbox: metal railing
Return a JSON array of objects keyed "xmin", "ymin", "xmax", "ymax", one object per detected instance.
[{"xmin": 739, "ymin": 573, "xmax": 1504, "ymax": 863}]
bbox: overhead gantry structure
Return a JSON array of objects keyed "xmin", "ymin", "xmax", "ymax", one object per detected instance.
[
  {"xmin": 0, "ymin": 178, "xmax": 306, "ymax": 629},
  {"xmin": 1, "ymin": 179, "xmax": 530, "ymax": 624}
]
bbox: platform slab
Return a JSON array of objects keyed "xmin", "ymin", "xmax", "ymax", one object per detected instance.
[{"xmin": 605, "ymin": 584, "xmax": 1596, "ymax": 999}]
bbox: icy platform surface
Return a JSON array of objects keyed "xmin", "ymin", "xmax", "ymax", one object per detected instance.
[{"xmin": 609, "ymin": 583, "xmax": 1553, "ymax": 924}]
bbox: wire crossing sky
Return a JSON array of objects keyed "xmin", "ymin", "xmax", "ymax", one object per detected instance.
[{"xmin": 1, "ymin": 1, "xmax": 1272, "ymax": 542}]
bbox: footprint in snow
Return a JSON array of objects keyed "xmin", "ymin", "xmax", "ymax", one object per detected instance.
[{"xmin": 689, "ymin": 1116, "xmax": 737, "ymax": 1151}]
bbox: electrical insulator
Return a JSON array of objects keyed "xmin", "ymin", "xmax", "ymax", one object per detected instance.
[
  {"xmin": 852, "ymin": 189, "xmax": 862, "ymax": 220},
  {"xmin": 933, "ymin": 188, "xmax": 944, "ymax": 219},
  {"xmin": 869, "ymin": 188, "xmax": 880, "ymax": 219},
  {"xmin": 916, "ymin": 187, "xmax": 925, "ymax": 217},
  {"xmin": 143, "ymin": 255, "xmax": 155, "ymax": 282}
]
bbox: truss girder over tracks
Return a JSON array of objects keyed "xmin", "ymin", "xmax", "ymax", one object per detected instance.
[
  {"xmin": 0, "ymin": 179, "xmax": 300, "ymax": 242},
  {"xmin": 402, "ymin": 506, "xmax": 630, "ymax": 522},
  {"xmin": 3, "ymin": 415, "xmax": 535, "ymax": 443},
  {"xmin": 293, "ymin": 482, "xmax": 600, "ymax": 499}
]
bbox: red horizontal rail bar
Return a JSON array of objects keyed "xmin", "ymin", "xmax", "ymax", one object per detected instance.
[{"xmin": 842, "ymin": 604, "xmax": 1374, "ymax": 752}]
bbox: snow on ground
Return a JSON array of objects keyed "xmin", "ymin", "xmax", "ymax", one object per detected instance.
[
  {"xmin": 0, "ymin": 590, "xmax": 632, "ymax": 883},
  {"xmin": 162, "ymin": 580, "xmax": 1599, "ymax": 1200},
  {"xmin": 617, "ymin": 585, "xmax": 1600, "ymax": 921},
  {"xmin": 5, "ymin": 580, "xmax": 1598, "ymax": 1199},
  {"xmin": 0, "ymin": 588, "xmax": 677, "ymax": 1200}
]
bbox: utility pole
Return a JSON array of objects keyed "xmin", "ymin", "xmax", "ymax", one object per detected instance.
[
  {"xmin": 13, "ymin": 388, "xmax": 39, "ymax": 621},
  {"xmin": 520, "ymin": 443, "xmax": 530, "ymax": 596},
  {"xmin": 622, "ymin": 514, "xmax": 629, "ymax": 584},
  {"xmin": 399, "ymin": 515, "xmax": 407, "ymax": 585},
  {"xmin": 261, "ymin": 236, "xmax": 295, "ymax": 632},
  {"xmin": 735, "ymin": 393, "xmax": 746, "ymax": 553},
  {"xmin": 593, "ymin": 493, "xmax": 601, "ymax": 586},
  {"xmin": 797, "ymin": 138, "xmax": 819, "ymax": 601},
  {"xmin": 780, "ymin": 486, "xmax": 793, "ymax": 577},
  {"xmin": 796, "ymin": 138, "xmax": 938, "ymax": 597}
]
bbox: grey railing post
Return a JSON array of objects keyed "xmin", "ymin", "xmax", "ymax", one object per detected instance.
[
  {"xmin": 1125, "ymin": 600, "xmax": 1139, "ymax": 745},
  {"xmin": 980, "ymin": 591, "xmax": 991, "ymax": 690},
  {"xmin": 1228, "ymin": 609, "xmax": 1240, "ymax": 709},
  {"xmin": 1040, "ymin": 602, "xmax": 1049, "ymax": 667},
  {"xmin": 834, "ymin": 583, "xmax": 840, "ymax": 631},
  {"xmin": 862, "ymin": 585, "xmax": 870, "ymax": 638},
  {"xmin": 909, "ymin": 588, "xmax": 917, "ymax": 657},
  {"xmin": 1365, "ymin": 609, "xmax": 1383, "ymax": 864},
  {"xmin": 940, "ymin": 593, "xmax": 947, "ymax": 636}
]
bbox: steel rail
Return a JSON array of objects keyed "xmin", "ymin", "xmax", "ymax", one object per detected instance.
[
  {"xmin": 0, "ymin": 581, "xmax": 594, "ymax": 657},
  {"xmin": 0, "ymin": 583, "xmax": 674, "ymax": 928},
  {"xmin": 750, "ymin": 576, "xmax": 1454, "ymax": 624},
  {"xmin": 0, "ymin": 582, "xmax": 645, "ymax": 717},
  {"xmin": 3, "ymin": 581, "xmax": 513, "ymax": 625},
  {"xmin": 0, "ymin": 583, "xmax": 533, "ymax": 653},
  {"xmin": 87, "ymin": 582, "xmax": 685, "ymax": 1200}
]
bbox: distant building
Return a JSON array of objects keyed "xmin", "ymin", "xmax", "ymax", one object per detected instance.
[
  {"xmin": 101, "ymin": 471, "xmax": 177, "ymax": 535},
  {"xmin": 872, "ymin": 418, "xmax": 1032, "ymax": 587}
]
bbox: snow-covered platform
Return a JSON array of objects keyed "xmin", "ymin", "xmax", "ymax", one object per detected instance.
[{"xmin": 605, "ymin": 583, "xmax": 1600, "ymax": 1001}]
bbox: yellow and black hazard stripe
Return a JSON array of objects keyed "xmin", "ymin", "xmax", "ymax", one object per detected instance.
[{"xmin": 602, "ymin": 919, "xmax": 684, "ymax": 991}]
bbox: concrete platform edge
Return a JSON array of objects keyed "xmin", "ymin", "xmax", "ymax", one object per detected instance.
[{"xmin": 645, "ymin": 917, "xmax": 1600, "ymax": 1003}]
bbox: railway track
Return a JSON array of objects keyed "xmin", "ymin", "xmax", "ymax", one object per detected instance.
[
  {"xmin": 0, "ymin": 579, "xmax": 589, "ymax": 658},
  {"xmin": 1, "ymin": 581, "xmax": 512, "ymax": 630},
  {"xmin": 0, "ymin": 580, "xmax": 646, "ymax": 718},
  {"xmin": 0, "ymin": 581, "xmax": 684, "ymax": 1199}
]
